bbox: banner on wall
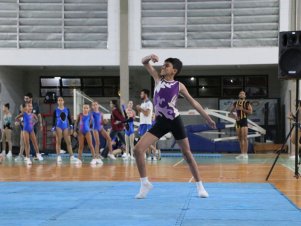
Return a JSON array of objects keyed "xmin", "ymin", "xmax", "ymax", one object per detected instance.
[{"xmin": 219, "ymin": 99, "xmax": 279, "ymax": 125}]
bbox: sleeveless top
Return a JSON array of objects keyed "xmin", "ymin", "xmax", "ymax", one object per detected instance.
[
  {"xmin": 92, "ymin": 111, "xmax": 102, "ymax": 131},
  {"xmin": 55, "ymin": 107, "xmax": 70, "ymax": 128},
  {"xmin": 153, "ymin": 79, "xmax": 180, "ymax": 120},
  {"xmin": 234, "ymin": 100, "xmax": 250, "ymax": 120}
]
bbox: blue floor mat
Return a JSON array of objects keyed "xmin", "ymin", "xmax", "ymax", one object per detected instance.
[{"xmin": 0, "ymin": 182, "xmax": 299, "ymax": 226}]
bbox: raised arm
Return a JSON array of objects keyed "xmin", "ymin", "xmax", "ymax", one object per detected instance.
[
  {"xmin": 179, "ymin": 82, "xmax": 216, "ymax": 128},
  {"xmin": 142, "ymin": 54, "xmax": 160, "ymax": 82}
]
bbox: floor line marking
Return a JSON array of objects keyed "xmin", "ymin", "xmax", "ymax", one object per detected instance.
[{"xmin": 173, "ymin": 159, "xmax": 184, "ymax": 167}]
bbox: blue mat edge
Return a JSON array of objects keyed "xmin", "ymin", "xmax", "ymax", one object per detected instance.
[{"xmin": 269, "ymin": 183, "xmax": 301, "ymax": 211}]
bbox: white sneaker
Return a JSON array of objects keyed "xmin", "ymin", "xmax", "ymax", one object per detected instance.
[
  {"xmin": 6, "ymin": 151, "xmax": 12, "ymax": 158},
  {"xmin": 25, "ymin": 157, "xmax": 32, "ymax": 165},
  {"xmin": 153, "ymin": 156, "xmax": 157, "ymax": 161},
  {"xmin": 15, "ymin": 155, "xmax": 23, "ymax": 162},
  {"xmin": 37, "ymin": 153, "xmax": 44, "ymax": 161},
  {"xmin": 198, "ymin": 188, "xmax": 209, "ymax": 198},
  {"xmin": 122, "ymin": 153, "xmax": 127, "ymax": 158},
  {"xmin": 57, "ymin": 155, "xmax": 62, "ymax": 164},
  {"xmin": 1, "ymin": 151, "xmax": 6, "ymax": 158},
  {"xmin": 70, "ymin": 156, "xmax": 81, "ymax": 164},
  {"xmin": 130, "ymin": 155, "xmax": 135, "ymax": 160},
  {"xmin": 90, "ymin": 158, "xmax": 97, "ymax": 165},
  {"xmin": 235, "ymin": 154, "xmax": 244, "ymax": 159},
  {"xmin": 196, "ymin": 182, "xmax": 209, "ymax": 198},
  {"xmin": 75, "ymin": 158, "xmax": 82, "ymax": 165},
  {"xmin": 135, "ymin": 182, "xmax": 154, "ymax": 199},
  {"xmin": 108, "ymin": 153, "xmax": 116, "ymax": 160},
  {"xmin": 243, "ymin": 154, "xmax": 248, "ymax": 159},
  {"xmin": 96, "ymin": 158, "xmax": 103, "ymax": 165},
  {"xmin": 147, "ymin": 156, "xmax": 152, "ymax": 161}
]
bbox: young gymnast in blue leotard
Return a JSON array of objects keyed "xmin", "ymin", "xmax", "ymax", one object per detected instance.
[
  {"xmin": 124, "ymin": 101, "xmax": 136, "ymax": 160},
  {"xmin": 15, "ymin": 103, "xmax": 43, "ymax": 165},
  {"xmin": 91, "ymin": 101, "xmax": 115, "ymax": 161},
  {"xmin": 74, "ymin": 104, "xmax": 98, "ymax": 165},
  {"xmin": 52, "ymin": 97, "xmax": 81, "ymax": 164}
]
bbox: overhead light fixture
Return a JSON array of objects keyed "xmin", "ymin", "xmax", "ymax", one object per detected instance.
[
  {"xmin": 54, "ymin": 77, "xmax": 61, "ymax": 80},
  {"xmin": 190, "ymin": 77, "xmax": 195, "ymax": 81}
]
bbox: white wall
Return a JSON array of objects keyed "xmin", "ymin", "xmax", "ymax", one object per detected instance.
[
  {"xmin": 128, "ymin": 0, "xmax": 282, "ymax": 66},
  {"xmin": 0, "ymin": 0, "xmax": 120, "ymax": 66}
]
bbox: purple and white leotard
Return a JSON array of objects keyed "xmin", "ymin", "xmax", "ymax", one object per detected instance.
[{"xmin": 153, "ymin": 79, "xmax": 180, "ymax": 120}]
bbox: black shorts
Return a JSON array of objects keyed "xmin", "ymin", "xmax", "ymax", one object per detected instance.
[
  {"xmin": 148, "ymin": 115, "xmax": 187, "ymax": 141},
  {"xmin": 236, "ymin": 118, "xmax": 248, "ymax": 129}
]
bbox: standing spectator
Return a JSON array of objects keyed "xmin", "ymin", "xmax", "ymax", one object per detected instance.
[
  {"xmin": 1, "ymin": 103, "xmax": 13, "ymax": 158},
  {"xmin": 14, "ymin": 104, "xmax": 25, "ymax": 162},
  {"xmin": 136, "ymin": 89, "xmax": 155, "ymax": 160},
  {"xmin": 109, "ymin": 100, "xmax": 125, "ymax": 160}
]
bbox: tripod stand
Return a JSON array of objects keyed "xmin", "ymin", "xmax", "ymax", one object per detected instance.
[{"xmin": 266, "ymin": 80, "xmax": 300, "ymax": 181}]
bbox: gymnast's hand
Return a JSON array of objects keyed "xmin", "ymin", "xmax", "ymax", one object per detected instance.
[
  {"xmin": 207, "ymin": 118, "xmax": 216, "ymax": 129},
  {"xmin": 142, "ymin": 54, "xmax": 159, "ymax": 64}
]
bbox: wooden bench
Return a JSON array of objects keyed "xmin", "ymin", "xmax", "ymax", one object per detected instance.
[{"xmin": 253, "ymin": 142, "xmax": 288, "ymax": 154}]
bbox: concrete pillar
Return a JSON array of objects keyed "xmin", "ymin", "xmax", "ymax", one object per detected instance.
[{"xmin": 119, "ymin": 0, "xmax": 129, "ymax": 104}]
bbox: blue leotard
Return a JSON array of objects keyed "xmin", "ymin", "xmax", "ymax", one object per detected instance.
[
  {"xmin": 79, "ymin": 113, "xmax": 93, "ymax": 135},
  {"xmin": 125, "ymin": 118, "xmax": 135, "ymax": 136},
  {"xmin": 53, "ymin": 107, "xmax": 71, "ymax": 130},
  {"xmin": 92, "ymin": 111, "xmax": 103, "ymax": 131},
  {"xmin": 23, "ymin": 112, "xmax": 35, "ymax": 133}
]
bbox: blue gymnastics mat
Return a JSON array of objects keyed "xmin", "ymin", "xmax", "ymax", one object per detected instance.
[{"xmin": 0, "ymin": 182, "xmax": 300, "ymax": 226}]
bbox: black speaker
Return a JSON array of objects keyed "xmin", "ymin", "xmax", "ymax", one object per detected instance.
[{"xmin": 279, "ymin": 31, "xmax": 301, "ymax": 79}]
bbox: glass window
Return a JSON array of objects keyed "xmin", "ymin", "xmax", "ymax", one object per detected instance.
[
  {"xmin": 222, "ymin": 77, "xmax": 243, "ymax": 86},
  {"xmin": 40, "ymin": 88, "xmax": 60, "ymax": 97},
  {"xmin": 178, "ymin": 77, "xmax": 197, "ymax": 87},
  {"xmin": 62, "ymin": 78, "xmax": 81, "ymax": 87},
  {"xmin": 186, "ymin": 87, "xmax": 198, "ymax": 97},
  {"xmin": 223, "ymin": 87, "xmax": 243, "ymax": 97},
  {"xmin": 199, "ymin": 77, "xmax": 220, "ymax": 86},
  {"xmin": 199, "ymin": 87, "xmax": 221, "ymax": 97},
  {"xmin": 103, "ymin": 87, "xmax": 119, "ymax": 97},
  {"xmin": 83, "ymin": 88, "xmax": 103, "ymax": 97},
  {"xmin": 245, "ymin": 76, "xmax": 267, "ymax": 86},
  {"xmin": 61, "ymin": 88, "xmax": 74, "ymax": 97},
  {"xmin": 82, "ymin": 78, "xmax": 102, "ymax": 87},
  {"xmin": 103, "ymin": 77, "xmax": 119, "ymax": 86},
  {"xmin": 246, "ymin": 87, "xmax": 267, "ymax": 98},
  {"xmin": 41, "ymin": 78, "xmax": 60, "ymax": 87}
]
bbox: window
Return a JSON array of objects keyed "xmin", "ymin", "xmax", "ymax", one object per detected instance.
[
  {"xmin": 40, "ymin": 76, "xmax": 119, "ymax": 97},
  {"xmin": 168, "ymin": 75, "xmax": 268, "ymax": 98},
  {"xmin": 176, "ymin": 76, "xmax": 221, "ymax": 98}
]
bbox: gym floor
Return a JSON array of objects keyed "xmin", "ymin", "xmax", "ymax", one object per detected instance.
[{"xmin": 0, "ymin": 153, "xmax": 300, "ymax": 208}]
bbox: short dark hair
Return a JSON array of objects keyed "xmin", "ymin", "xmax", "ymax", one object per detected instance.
[
  {"xmin": 141, "ymin": 89, "xmax": 150, "ymax": 97},
  {"xmin": 4, "ymin": 103, "xmax": 9, "ymax": 109},
  {"xmin": 165, "ymin": 58, "xmax": 183, "ymax": 76},
  {"xmin": 25, "ymin": 92, "xmax": 33, "ymax": 98}
]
